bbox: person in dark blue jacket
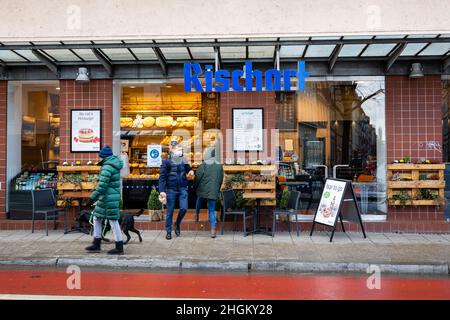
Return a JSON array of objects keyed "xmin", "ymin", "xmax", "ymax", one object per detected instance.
[{"xmin": 159, "ymin": 139, "xmax": 194, "ymax": 240}]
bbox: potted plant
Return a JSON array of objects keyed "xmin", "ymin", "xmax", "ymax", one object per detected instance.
[{"xmin": 147, "ymin": 186, "xmax": 164, "ymax": 221}]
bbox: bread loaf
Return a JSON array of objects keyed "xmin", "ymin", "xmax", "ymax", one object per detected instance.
[
  {"xmin": 156, "ymin": 116, "xmax": 173, "ymax": 128},
  {"xmin": 142, "ymin": 116, "xmax": 155, "ymax": 128},
  {"xmin": 120, "ymin": 117, "xmax": 133, "ymax": 127}
]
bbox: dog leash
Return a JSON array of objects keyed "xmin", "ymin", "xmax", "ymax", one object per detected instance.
[{"xmin": 88, "ymin": 211, "xmax": 110, "ymax": 238}]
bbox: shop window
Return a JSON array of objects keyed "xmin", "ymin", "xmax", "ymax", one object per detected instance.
[
  {"xmin": 119, "ymin": 83, "xmax": 220, "ymax": 209},
  {"xmin": 276, "ymin": 80, "xmax": 386, "ymax": 215},
  {"xmin": 22, "ymin": 88, "xmax": 60, "ymax": 170}
]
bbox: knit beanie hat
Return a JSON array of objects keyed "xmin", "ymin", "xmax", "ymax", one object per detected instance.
[{"xmin": 99, "ymin": 146, "xmax": 113, "ymax": 158}]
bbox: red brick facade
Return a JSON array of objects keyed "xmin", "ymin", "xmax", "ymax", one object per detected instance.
[
  {"xmin": 385, "ymin": 75, "xmax": 448, "ymax": 233},
  {"xmin": 220, "ymin": 91, "xmax": 276, "ymax": 162},
  {"xmin": 386, "ymin": 75, "xmax": 442, "ymax": 163},
  {"xmin": 59, "ymin": 80, "xmax": 113, "ymax": 163}
]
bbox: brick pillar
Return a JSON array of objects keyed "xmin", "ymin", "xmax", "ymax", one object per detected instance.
[
  {"xmin": 386, "ymin": 75, "xmax": 442, "ymax": 163},
  {"xmin": 0, "ymin": 81, "xmax": 6, "ymax": 219},
  {"xmin": 386, "ymin": 75, "xmax": 444, "ymax": 228},
  {"xmin": 59, "ymin": 80, "xmax": 113, "ymax": 163},
  {"xmin": 219, "ymin": 91, "xmax": 276, "ymax": 162}
]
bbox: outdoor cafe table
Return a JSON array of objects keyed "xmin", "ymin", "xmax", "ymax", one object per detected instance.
[{"xmin": 243, "ymin": 191, "xmax": 276, "ymax": 236}]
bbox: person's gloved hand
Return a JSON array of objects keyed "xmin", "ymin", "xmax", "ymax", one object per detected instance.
[
  {"xmin": 159, "ymin": 192, "xmax": 167, "ymax": 205},
  {"xmin": 86, "ymin": 198, "xmax": 95, "ymax": 208}
]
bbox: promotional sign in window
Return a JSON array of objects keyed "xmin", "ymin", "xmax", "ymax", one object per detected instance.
[
  {"xmin": 147, "ymin": 145, "xmax": 162, "ymax": 167},
  {"xmin": 314, "ymin": 179, "xmax": 347, "ymax": 226},
  {"xmin": 70, "ymin": 109, "xmax": 102, "ymax": 152},
  {"xmin": 232, "ymin": 108, "xmax": 264, "ymax": 151}
]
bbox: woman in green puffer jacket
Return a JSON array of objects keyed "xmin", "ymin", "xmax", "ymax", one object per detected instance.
[{"xmin": 85, "ymin": 146, "xmax": 125, "ymax": 255}]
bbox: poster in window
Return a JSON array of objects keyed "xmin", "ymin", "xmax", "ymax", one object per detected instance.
[
  {"xmin": 121, "ymin": 139, "xmax": 129, "ymax": 153},
  {"xmin": 71, "ymin": 109, "xmax": 102, "ymax": 152},
  {"xmin": 232, "ymin": 108, "xmax": 264, "ymax": 151}
]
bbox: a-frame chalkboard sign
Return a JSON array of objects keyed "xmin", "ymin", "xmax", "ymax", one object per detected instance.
[{"xmin": 310, "ymin": 178, "xmax": 367, "ymax": 242}]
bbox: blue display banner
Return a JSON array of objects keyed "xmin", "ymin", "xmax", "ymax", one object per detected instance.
[{"xmin": 184, "ymin": 61, "xmax": 310, "ymax": 92}]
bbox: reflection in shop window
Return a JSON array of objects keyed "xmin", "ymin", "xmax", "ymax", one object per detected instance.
[{"xmin": 276, "ymin": 79, "xmax": 386, "ymax": 215}]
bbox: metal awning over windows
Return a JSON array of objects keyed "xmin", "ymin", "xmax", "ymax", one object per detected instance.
[{"xmin": 0, "ymin": 34, "xmax": 449, "ymax": 78}]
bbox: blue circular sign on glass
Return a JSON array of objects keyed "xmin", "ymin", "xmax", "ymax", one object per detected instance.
[{"xmin": 150, "ymin": 149, "xmax": 160, "ymax": 159}]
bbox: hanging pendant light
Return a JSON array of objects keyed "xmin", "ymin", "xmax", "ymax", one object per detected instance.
[{"xmin": 409, "ymin": 63, "xmax": 424, "ymax": 78}]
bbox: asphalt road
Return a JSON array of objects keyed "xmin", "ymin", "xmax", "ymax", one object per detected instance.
[{"xmin": 0, "ymin": 268, "xmax": 449, "ymax": 300}]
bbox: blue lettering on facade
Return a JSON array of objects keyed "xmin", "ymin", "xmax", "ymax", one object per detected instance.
[{"xmin": 184, "ymin": 61, "xmax": 310, "ymax": 92}]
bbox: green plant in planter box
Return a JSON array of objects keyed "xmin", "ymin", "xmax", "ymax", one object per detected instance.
[
  {"xmin": 416, "ymin": 189, "xmax": 436, "ymax": 200},
  {"xmin": 388, "ymin": 189, "xmax": 412, "ymax": 207},
  {"xmin": 59, "ymin": 173, "xmax": 82, "ymax": 190}
]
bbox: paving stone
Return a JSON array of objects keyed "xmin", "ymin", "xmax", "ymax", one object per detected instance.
[{"xmin": 0, "ymin": 231, "xmax": 449, "ymax": 273}]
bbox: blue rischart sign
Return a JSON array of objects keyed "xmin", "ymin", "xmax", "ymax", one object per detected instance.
[{"xmin": 184, "ymin": 61, "xmax": 310, "ymax": 92}]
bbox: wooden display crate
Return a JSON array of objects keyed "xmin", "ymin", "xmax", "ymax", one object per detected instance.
[
  {"xmin": 387, "ymin": 164, "xmax": 445, "ymax": 206},
  {"xmin": 57, "ymin": 166, "xmax": 101, "ymax": 206},
  {"xmin": 57, "ymin": 182, "xmax": 81, "ymax": 190},
  {"xmin": 232, "ymin": 182, "xmax": 276, "ymax": 190},
  {"xmin": 57, "ymin": 166, "xmax": 101, "ymax": 172},
  {"xmin": 222, "ymin": 165, "xmax": 276, "ymax": 206},
  {"xmin": 223, "ymin": 165, "xmax": 276, "ymax": 173}
]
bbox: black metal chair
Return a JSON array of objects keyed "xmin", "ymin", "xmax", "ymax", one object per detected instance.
[
  {"xmin": 272, "ymin": 190, "xmax": 301, "ymax": 237},
  {"xmin": 220, "ymin": 189, "xmax": 253, "ymax": 237},
  {"xmin": 31, "ymin": 188, "xmax": 66, "ymax": 236}
]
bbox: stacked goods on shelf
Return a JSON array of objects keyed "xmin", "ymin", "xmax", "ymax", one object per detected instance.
[
  {"xmin": 120, "ymin": 108, "xmax": 202, "ymax": 179},
  {"xmin": 223, "ymin": 165, "xmax": 277, "ymax": 206},
  {"xmin": 387, "ymin": 164, "xmax": 446, "ymax": 206},
  {"xmin": 12, "ymin": 171, "xmax": 58, "ymax": 191}
]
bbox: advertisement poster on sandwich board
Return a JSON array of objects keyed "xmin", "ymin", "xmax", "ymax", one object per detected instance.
[{"xmin": 314, "ymin": 179, "xmax": 347, "ymax": 227}]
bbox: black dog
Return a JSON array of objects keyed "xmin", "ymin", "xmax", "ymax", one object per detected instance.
[{"xmin": 78, "ymin": 209, "xmax": 144, "ymax": 244}]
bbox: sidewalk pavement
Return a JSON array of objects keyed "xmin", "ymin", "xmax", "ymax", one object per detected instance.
[{"xmin": 0, "ymin": 230, "xmax": 449, "ymax": 275}]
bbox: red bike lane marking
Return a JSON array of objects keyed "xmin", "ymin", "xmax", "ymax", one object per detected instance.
[{"xmin": 0, "ymin": 270, "xmax": 449, "ymax": 300}]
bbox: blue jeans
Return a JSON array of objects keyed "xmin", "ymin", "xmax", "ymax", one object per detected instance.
[
  {"xmin": 195, "ymin": 197, "xmax": 217, "ymax": 230},
  {"xmin": 165, "ymin": 188, "xmax": 188, "ymax": 233}
]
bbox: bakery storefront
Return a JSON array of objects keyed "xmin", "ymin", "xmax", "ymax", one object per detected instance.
[{"xmin": 1, "ymin": 35, "xmax": 449, "ymax": 233}]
